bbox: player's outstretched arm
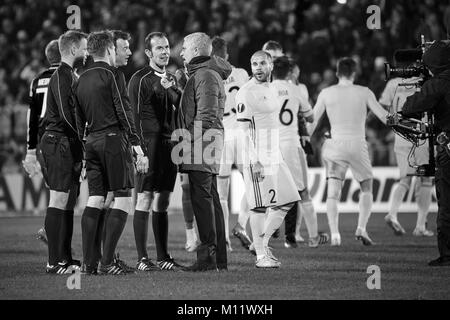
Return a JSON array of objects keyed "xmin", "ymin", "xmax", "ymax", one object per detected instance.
[
  {"xmin": 307, "ymin": 91, "xmax": 326, "ymax": 136},
  {"xmin": 367, "ymin": 88, "xmax": 389, "ymax": 125}
]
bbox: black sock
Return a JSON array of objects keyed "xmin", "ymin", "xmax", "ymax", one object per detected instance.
[
  {"xmin": 284, "ymin": 202, "xmax": 298, "ymax": 236},
  {"xmin": 93, "ymin": 209, "xmax": 106, "ymax": 263},
  {"xmin": 134, "ymin": 210, "xmax": 149, "ymax": 260},
  {"xmin": 152, "ymin": 211, "xmax": 169, "ymax": 261},
  {"xmin": 45, "ymin": 207, "xmax": 64, "ymax": 265},
  {"xmin": 60, "ymin": 210, "xmax": 74, "ymax": 262},
  {"xmin": 81, "ymin": 207, "xmax": 101, "ymax": 267},
  {"xmin": 102, "ymin": 209, "xmax": 128, "ymax": 265},
  {"xmin": 102, "ymin": 207, "xmax": 112, "ymax": 246}
]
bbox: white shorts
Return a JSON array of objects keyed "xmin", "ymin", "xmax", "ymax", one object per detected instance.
[
  {"xmin": 322, "ymin": 139, "xmax": 373, "ymax": 182},
  {"xmin": 219, "ymin": 133, "xmax": 244, "ymax": 177},
  {"xmin": 280, "ymin": 140, "xmax": 308, "ymax": 191},
  {"xmin": 243, "ymin": 156, "xmax": 301, "ymax": 209},
  {"xmin": 394, "ymin": 139, "xmax": 429, "ymax": 178}
]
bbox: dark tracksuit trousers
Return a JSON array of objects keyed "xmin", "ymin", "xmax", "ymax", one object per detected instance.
[
  {"xmin": 435, "ymin": 146, "xmax": 450, "ymax": 260},
  {"xmin": 188, "ymin": 170, "xmax": 227, "ymax": 268}
]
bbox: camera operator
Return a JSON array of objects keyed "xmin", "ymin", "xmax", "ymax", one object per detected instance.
[{"xmin": 402, "ymin": 40, "xmax": 450, "ymax": 267}]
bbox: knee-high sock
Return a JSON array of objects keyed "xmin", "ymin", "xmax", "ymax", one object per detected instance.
[
  {"xmin": 388, "ymin": 184, "xmax": 408, "ymax": 220},
  {"xmin": 238, "ymin": 195, "xmax": 250, "ymax": 228},
  {"xmin": 263, "ymin": 208, "xmax": 287, "ymax": 248},
  {"xmin": 101, "ymin": 209, "xmax": 128, "ymax": 265},
  {"xmin": 152, "ymin": 211, "xmax": 169, "ymax": 261},
  {"xmin": 284, "ymin": 202, "xmax": 297, "ymax": 236},
  {"xmin": 326, "ymin": 198, "xmax": 339, "ymax": 235},
  {"xmin": 220, "ymin": 200, "xmax": 230, "ymax": 242},
  {"xmin": 134, "ymin": 210, "xmax": 149, "ymax": 260},
  {"xmin": 295, "ymin": 204, "xmax": 304, "ymax": 237},
  {"xmin": 250, "ymin": 213, "xmax": 266, "ymax": 259},
  {"xmin": 60, "ymin": 210, "xmax": 74, "ymax": 262},
  {"xmin": 102, "ymin": 207, "xmax": 112, "ymax": 247},
  {"xmin": 182, "ymin": 187, "xmax": 195, "ymax": 229},
  {"xmin": 416, "ymin": 185, "xmax": 433, "ymax": 229},
  {"xmin": 81, "ymin": 207, "xmax": 101, "ymax": 267},
  {"xmin": 357, "ymin": 192, "xmax": 373, "ymax": 231},
  {"xmin": 45, "ymin": 207, "xmax": 64, "ymax": 265},
  {"xmin": 93, "ymin": 209, "xmax": 106, "ymax": 263},
  {"xmin": 301, "ymin": 201, "xmax": 318, "ymax": 239}
]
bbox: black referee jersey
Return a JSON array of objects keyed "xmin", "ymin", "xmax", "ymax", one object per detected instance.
[
  {"xmin": 27, "ymin": 64, "xmax": 59, "ymax": 150},
  {"xmin": 44, "ymin": 62, "xmax": 80, "ymax": 140},
  {"xmin": 74, "ymin": 61, "xmax": 141, "ymax": 146},
  {"xmin": 128, "ymin": 66, "xmax": 181, "ymax": 140}
]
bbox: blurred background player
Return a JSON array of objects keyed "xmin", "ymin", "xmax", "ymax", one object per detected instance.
[
  {"xmin": 271, "ymin": 56, "xmax": 329, "ymax": 248},
  {"xmin": 211, "ymin": 36, "xmax": 251, "ymax": 252},
  {"xmin": 129, "ymin": 32, "xmax": 183, "ymax": 271},
  {"xmin": 379, "ymin": 74, "xmax": 434, "ymax": 237},
  {"xmin": 309, "ymin": 57, "xmax": 388, "ymax": 246},
  {"xmin": 287, "ymin": 59, "xmax": 315, "ymax": 244},
  {"xmin": 236, "ymin": 50, "xmax": 300, "ymax": 268},
  {"xmin": 262, "ymin": 40, "xmax": 307, "ymax": 246},
  {"xmin": 38, "ymin": 31, "xmax": 87, "ymax": 274},
  {"xmin": 75, "ymin": 31, "xmax": 148, "ymax": 275}
]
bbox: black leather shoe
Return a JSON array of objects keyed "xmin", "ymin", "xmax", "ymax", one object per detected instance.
[
  {"xmin": 428, "ymin": 257, "xmax": 450, "ymax": 267},
  {"xmin": 183, "ymin": 262, "xmax": 218, "ymax": 272}
]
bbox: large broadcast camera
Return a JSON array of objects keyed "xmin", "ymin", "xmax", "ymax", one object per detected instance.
[{"xmin": 385, "ymin": 35, "xmax": 436, "ymax": 177}]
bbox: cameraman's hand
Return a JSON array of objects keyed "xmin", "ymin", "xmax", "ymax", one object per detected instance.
[{"xmin": 22, "ymin": 149, "xmax": 41, "ymax": 178}]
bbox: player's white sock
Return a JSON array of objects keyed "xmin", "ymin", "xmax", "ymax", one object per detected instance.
[
  {"xmin": 326, "ymin": 198, "xmax": 339, "ymax": 235},
  {"xmin": 388, "ymin": 183, "xmax": 408, "ymax": 221},
  {"xmin": 295, "ymin": 203, "xmax": 304, "ymax": 238},
  {"xmin": 416, "ymin": 185, "xmax": 433, "ymax": 230},
  {"xmin": 250, "ymin": 212, "xmax": 266, "ymax": 259},
  {"xmin": 262, "ymin": 208, "xmax": 287, "ymax": 248},
  {"xmin": 220, "ymin": 200, "xmax": 230, "ymax": 242},
  {"xmin": 300, "ymin": 201, "xmax": 318, "ymax": 239},
  {"xmin": 238, "ymin": 196, "xmax": 250, "ymax": 228},
  {"xmin": 357, "ymin": 192, "xmax": 373, "ymax": 231}
]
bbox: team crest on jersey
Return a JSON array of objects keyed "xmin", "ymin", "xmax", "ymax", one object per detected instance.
[{"xmin": 237, "ymin": 103, "xmax": 245, "ymax": 113}]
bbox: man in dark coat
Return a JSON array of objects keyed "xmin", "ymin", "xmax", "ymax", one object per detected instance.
[{"xmin": 176, "ymin": 32, "xmax": 232, "ymax": 271}]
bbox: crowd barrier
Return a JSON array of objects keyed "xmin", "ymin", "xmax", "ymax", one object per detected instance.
[{"xmin": 0, "ymin": 168, "xmax": 437, "ymax": 216}]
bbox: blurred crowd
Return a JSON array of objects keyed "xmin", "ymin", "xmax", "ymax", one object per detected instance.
[{"xmin": 1, "ymin": 0, "xmax": 449, "ymax": 173}]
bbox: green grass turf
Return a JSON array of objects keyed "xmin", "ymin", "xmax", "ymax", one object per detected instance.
[{"xmin": 0, "ymin": 211, "xmax": 449, "ymax": 300}]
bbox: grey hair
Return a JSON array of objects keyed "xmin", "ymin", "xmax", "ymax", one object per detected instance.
[{"xmin": 184, "ymin": 32, "xmax": 212, "ymax": 56}]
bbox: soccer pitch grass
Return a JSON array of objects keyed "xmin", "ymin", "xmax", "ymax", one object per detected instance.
[{"xmin": 0, "ymin": 211, "xmax": 449, "ymax": 300}]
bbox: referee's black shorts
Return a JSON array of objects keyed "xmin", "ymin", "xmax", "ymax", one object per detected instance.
[
  {"xmin": 136, "ymin": 135, "xmax": 177, "ymax": 194},
  {"xmin": 38, "ymin": 131, "xmax": 81, "ymax": 192},
  {"xmin": 85, "ymin": 128, "xmax": 134, "ymax": 197}
]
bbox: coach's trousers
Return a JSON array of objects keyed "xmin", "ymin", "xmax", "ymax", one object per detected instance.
[
  {"xmin": 188, "ymin": 170, "xmax": 227, "ymax": 268},
  {"xmin": 435, "ymin": 146, "xmax": 450, "ymax": 260}
]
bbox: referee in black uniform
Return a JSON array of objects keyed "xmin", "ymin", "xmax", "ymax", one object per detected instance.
[
  {"xmin": 128, "ymin": 32, "xmax": 182, "ymax": 271},
  {"xmin": 38, "ymin": 31, "xmax": 88, "ymax": 274},
  {"xmin": 75, "ymin": 31, "xmax": 148, "ymax": 275}
]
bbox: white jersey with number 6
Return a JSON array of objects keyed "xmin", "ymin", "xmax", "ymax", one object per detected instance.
[{"xmin": 236, "ymin": 78, "xmax": 300, "ymax": 209}]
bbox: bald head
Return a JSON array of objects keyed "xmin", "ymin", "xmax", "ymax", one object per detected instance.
[
  {"xmin": 181, "ymin": 32, "xmax": 212, "ymax": 64},
  {"xmin": 251, "ymin": 50, "xmax": 272, "ymax": 62}
]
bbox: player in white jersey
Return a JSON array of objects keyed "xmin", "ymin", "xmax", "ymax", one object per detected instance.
[
  {"xmin": 309, "ymin": 57, "xmax": 389, "ymax": 246},
  {"xmin": 271, "ymin": 56, "xmax": 329, "ymax": 248},
  {"xmin": 236, "ymin": 51, "xmax": 300, "ymax": 268},
  {"xmin": 380, "ymin": 77, "xmax": 434, "ymax": 237},
  {"xmin": 211, "ymin": 37, "xmax": 253, "ymax": 252}
]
